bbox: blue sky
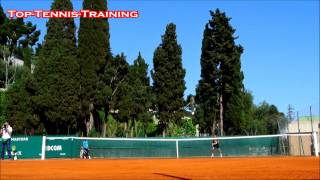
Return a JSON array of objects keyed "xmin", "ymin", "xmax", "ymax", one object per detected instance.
[{"xmin": 1, "ymin": 0, "xmax": 319, "ymax": 114}]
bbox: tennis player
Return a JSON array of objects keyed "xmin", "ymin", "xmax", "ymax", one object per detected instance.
[
  {"xmin": 81, "ymin": 139, "xmax": 91, "ymax": 159},
  {"xmin": 211, "ymin": 134, "xmax": 222, "ymax": 158},
  {"xmin": 1, "ymin": 122, "xmax": 13, "ymax": 160}
]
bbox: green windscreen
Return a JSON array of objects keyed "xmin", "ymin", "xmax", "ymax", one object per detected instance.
[
  {"xmin": 178, "ymin": 136, "xmax": 283, "ymax": 157},
  {"xmin": 42, "ymin": 135, "xmax": 293, "ymax": 159},
  {"xmin": 11, "ymin": 134, "xmax": 314, "ymax": 159},
  {"xmin": 75, "ymin": 139, "xmax": 176, "ymax": 158}
]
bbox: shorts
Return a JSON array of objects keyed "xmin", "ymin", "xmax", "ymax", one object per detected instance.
[{"xmin": 213, "ymin": 144, "xmax": 220, "ymax": 149}]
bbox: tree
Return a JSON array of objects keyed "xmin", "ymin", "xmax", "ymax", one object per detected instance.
[
  {"xmin": 35, "ymin": 0, "xmax": 80, "ymax": 134},
  {"xmin": 184, "ymin": 94, "xmax": 196, "ymax": 114},
  {"xmin": 94, "ymin": 53, "xmax": 129, "ymax": 136},
  {"xmin": 152, "ymin": 23, "xmax": 186, "ymax": 136},
  {"xmin": 110, "ymin": 53, "xmax": 130, "ymax": 136},
  {"xmin": 238, "ymin": 94, "xmax": 287, "ymax": 135},
  {"xmin": 195, "ymin": 9, "xmax": 245, "ymax": 136},
  {"xmin": 169, "ymin": 117, "xmax": 196, "ymax": 137},
  {"xmin": 6, "ymin": 67, "xmax": 40, "ymax": 134},
  {"xmin": 116, "ymin": 52, "xmax": 154, "ymax": 137},
  {"xmin": 0, "ymin": 6, "xmax": 40, "ymax": 89},
  {"xmin": 129, "ymin": 53, "xmax": 154, "ymax": 137},
  {"xmin": 0, "ymin": 4, "xmax": 7, "ymax": 45},
  {"xmin": 1, "ymin": 37, "xmax": 36, "ymax": 128},
  {"xmin": 19, "ymin": 21, "xmax": 40, "ymax": 70},
  {"xmin": 1, "ymin": 18, "xmax": 25, "ymax": 55},
  {"xmin": 240, "ymin": 90, "xmax": 255, "ymax": 135},
  {"xmin": 78, "ymin": 0, "xmax": 111, "ymax": 136},
  {"xmin": 195, "ymin": 23, "xmax": 220, "ymax": 135},
  {"xmin": 253, "ymin": 102, "xmax": 286, "ymax": 135}
]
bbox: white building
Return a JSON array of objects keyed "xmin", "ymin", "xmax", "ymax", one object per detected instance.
[
  {"xmin": 288, "ymin": 116, "xmax": 320, "ymax": 133},
  {"xmin": 288, "ymin": 116, "xmax": 319, "ymax": 156},
  {"xmin": 1, "ymin": 55, "xmax": 35, "ymax": 91},
  {"xmin": 9, "ymin": 56, "xmax": 24, "ymax": 66}
]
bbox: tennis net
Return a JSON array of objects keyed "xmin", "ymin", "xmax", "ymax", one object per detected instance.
[{"xmin": 41, "ymin": 132, "xmax": 319, "ymax": 159}]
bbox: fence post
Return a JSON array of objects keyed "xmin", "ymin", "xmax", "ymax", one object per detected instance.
[
  {"xmin": 176, "ymin": 140, "xmax": 179, "ymax": 158},
  {"xmin": 41, "ymin": 136, "xmax": 46, "ymax": 160},
  {"xmin": 312, "ymin": 132, "xmax": 319, "ymax": 157}
]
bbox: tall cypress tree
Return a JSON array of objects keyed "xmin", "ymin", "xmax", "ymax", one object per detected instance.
[
  {"xmin": 216, "ymin": 10, "xmax": 244, "ymax": 135},
  {"xmin": 195, "ymin": 24, "xmax": 220, "ymax": 135},
  {"xmin": 196, "ymin": 9, "xmax": 245, "ymax": 135},
  {"xmin": 35, "ymin": 0, "xmax": 80, "ymax": 134},
  {"xmin": 78, "ymin": 0, "xmax": 111, "ymax": 135},
  {"xmin": 152, "ymin": 23, "xmax": 186, "ymax": 136}
]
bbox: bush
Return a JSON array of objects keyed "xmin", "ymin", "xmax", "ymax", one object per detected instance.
[
  {"xmin": 146, "ymin": 122, "xmax": 157, "ymax": 137},
  {"xmin": 168, "ymin": 117, "xmax": 196, "ymax": 137},
  {"xmin": 106, "ymin": 115, "xmax": 118, "ymax": 137},
  {"xmin": 88, "ymin": 128, "xmax": 101, "ymax": 137}
]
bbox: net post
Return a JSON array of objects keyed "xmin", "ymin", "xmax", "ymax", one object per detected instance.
[
  {"xmin": 312, "ymin": 132, "xmax": 319, "ymax": 157},
  {"xmin": 176, "ymin": 140, "xmax": 179, "ymax": 158},
  {"xmin": 70, "ymin": 137, "xmax": 73, "ymax": 159},
  {"xmin": 41, "ymin": 136, "xmax": 46, "ymax": 160}
]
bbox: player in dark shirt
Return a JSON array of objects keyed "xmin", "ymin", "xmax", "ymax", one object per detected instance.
[{"xmin": 211, "ymin": 135, "xmax": 222, "ymax": 158}]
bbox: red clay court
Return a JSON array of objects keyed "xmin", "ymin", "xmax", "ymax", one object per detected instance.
[{"xmin": 1, "ymin": 157, "xmax": 319, "ymax": 180}]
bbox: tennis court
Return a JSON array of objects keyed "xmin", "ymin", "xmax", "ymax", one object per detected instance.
[{"xmin": 1, "ymin": 157, "xmax": 319, "ymax": 180}]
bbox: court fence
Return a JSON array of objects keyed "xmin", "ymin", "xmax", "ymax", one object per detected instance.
[{"xmin": 7, "ymin": 132, "xmax": 319, "ymax": 160}]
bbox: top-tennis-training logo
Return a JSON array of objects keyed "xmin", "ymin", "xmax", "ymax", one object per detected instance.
[{"xmin": 7, "ymin": 10, "xmax": 139, "ymax": 18}]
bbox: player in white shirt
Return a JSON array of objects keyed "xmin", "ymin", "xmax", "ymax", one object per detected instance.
[{"xmin": 1, "ymin": 122, "xmax": 13, "ymax": 160}]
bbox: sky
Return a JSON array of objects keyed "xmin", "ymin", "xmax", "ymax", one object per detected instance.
[{"xmin": 1, "ymin": 0, "xmax": 319, "ymax": 114}]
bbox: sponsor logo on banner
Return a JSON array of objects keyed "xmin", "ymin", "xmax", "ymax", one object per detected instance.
[
  {"xmin": 5, "ymin": 151, "xmax": 22, "ymax": 155},
  {"xmin": 46, "ymin": 145, "xmax": 62, "ymax": 151},
  {"xmin": 12, "ymin": 137, "xmax": 29, "ymax": 141}
]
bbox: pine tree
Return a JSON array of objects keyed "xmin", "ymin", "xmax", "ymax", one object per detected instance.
[
  {"xmin": 1, "ymin": 5, "xmax": 39, "ymax": 68},
  {"xmin": 78, "ymin": 0, "xmax": 111, "ymax": 135},
  {"xmin": 19, "ymin": 21, "xmax": 40, "ymax": 70},
  {"xmin": 152, "ymin": 23, "xmax": 186, "ymax": 136},
  {"xmin": 2, "ymin": 18, "xmax": 26, "ymax": 55},
  {"xmin": 196, "ymin": 9, "xmax": 245, "ymax": 135},
  {"xmin": 35, "ymin": 0, "xmax": 80, "ymax": 134}
]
